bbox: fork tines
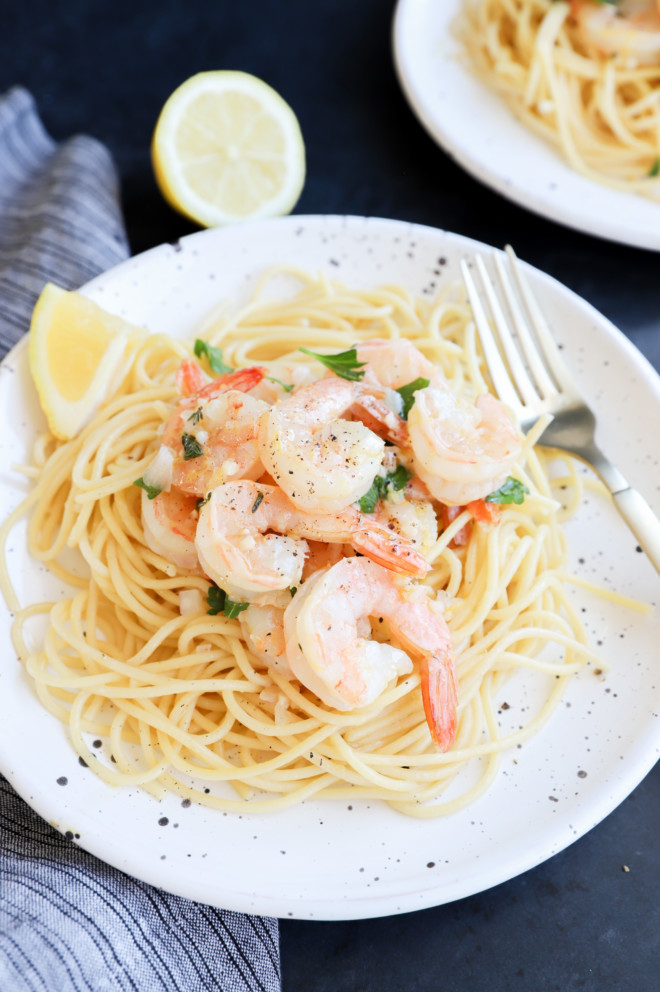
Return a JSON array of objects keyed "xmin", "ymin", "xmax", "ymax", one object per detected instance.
[{"xmin": 460, "ymin": 246, "xmax": 578, "ymax": 431}]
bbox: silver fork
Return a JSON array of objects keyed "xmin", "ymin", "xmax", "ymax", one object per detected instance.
[{"xmin": 460, "ymin": 245, "xmax": 660, "ymax": 577}]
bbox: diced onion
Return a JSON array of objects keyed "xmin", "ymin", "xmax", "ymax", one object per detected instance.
[
  {"xmin": 179, "ymin": 589, "xmax": 204, "ymax": 615},
  {"xmin": 383, "ymin": 387, "xmax": 404, "ymax": 416}
]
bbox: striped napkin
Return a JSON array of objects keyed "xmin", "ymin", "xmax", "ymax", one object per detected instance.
[{"xmin": 0, "ymin": 86, "xmax": 281, "ymax": 992}]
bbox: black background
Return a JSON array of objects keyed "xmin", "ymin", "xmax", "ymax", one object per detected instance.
[{"xmin": 3, "ymin": 2, "xmax": 660, "ymax": 989}]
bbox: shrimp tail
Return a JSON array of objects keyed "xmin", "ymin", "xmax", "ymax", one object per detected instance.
[
  {"xmin": 352, "ymin": 526, "xmax": 430, "ymax": 577},
  {"xmin": 175, "ymin": 359, "xmax": 267, "ymax": 400},
  {"xmin": 197, "ymin": 366, "xmax": 267, "ymax": 399},
  {"xmin": 176, "ymin": 359, "xmax": 208, "ymax": 396},
  {"xmin": 419, "ymin": 651, "xmax": 458, "ymax": 751}
]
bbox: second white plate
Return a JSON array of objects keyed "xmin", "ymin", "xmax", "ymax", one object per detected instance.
[{"xmin": 393, "ymin": 0, "xmax": 660, "ymax": 252}]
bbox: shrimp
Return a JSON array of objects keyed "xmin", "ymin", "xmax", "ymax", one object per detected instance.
[
  {"xmin": 158, "ymin": 361, "xmax": 268, "ymax": 497},
  {"xmin": 571, "ymin": 0, "xmax": 660, "ymax": 63},
  {"xmin": 248, "ymin": 359, "xmax": 319, "ymax": 403},
  {"xmin": 195, "ymin": 483, "xmax": 308, "ymax": 601},
  {"xmin": 141, "ymin": 487, "xmax": 200, "ymax": 572},
  {"xmin": 283, "ymin": 557, "xmax": 457, "ymax": 751},
  {"xmin": 377, "ymin": 496, "xmax": 439, "ymax": 558},
  {"xmin": 240, "ymin": 601, "xmax": 293, "ymax": 677},
  {"xmin": 355, "ymin": 339, "xmax": 521, "ymax": 504},
  {"xmin": 194, "ymin": 481, "xmax": 430, "ymax": 602},
  {"xmin": 407, "ymin": 389, "xmax": 522, "ymax": 505},
  {"xmin": 356, "ymin": 338, "xmax": 446, "ymax": 391},
  {"xmin": 351, "ymin": 338, "xmax": 446, "ymax": 445},
  {"xmin": 257, "ymin": 377, "xmax": 387, "ymax": 513}
]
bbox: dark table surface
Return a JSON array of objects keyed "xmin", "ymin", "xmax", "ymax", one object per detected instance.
[{"xmin": 4, "ymin": 2, "xmax": 660, "ymax": 990}]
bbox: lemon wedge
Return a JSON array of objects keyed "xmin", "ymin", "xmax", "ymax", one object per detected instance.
[
  {"xmin": 151, "ymin": 70, "xmax": 306, "ymax": 227},
  {"xmin": 28, "ymin": 283, "xmax": 145, "ymax": 440}
]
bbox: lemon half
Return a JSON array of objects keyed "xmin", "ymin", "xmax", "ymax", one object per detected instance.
[
  {"xmin": 151, "ymin": 70, "xmax": 306, "ymax": 227},
  {"xmin": 28, "ymin": 284, "xmax": 145, "ymax": 440}
]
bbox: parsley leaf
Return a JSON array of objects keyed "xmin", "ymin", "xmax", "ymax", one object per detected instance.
[
  {"xmin": 206, "ymin": 586, "xmax": 225, "ymax": 615},
  {"xmin": 206, "ymin": 585, "xmax": 249, "ymax": 618},
  {"xmin": 485, "ymin": 477, "xmax": 529, "ymax": 505},
  {"xmin": 649, "ymin": 157, "xmax": 660, "ymax": 178},
  {"xmin": 188, "ymin": 406, "xmax": 204, "ymax": 425},
  {"xmin": 223, "ymin": 597, "xmax": 250, "ymax": 619},
  {"xmin": 358, "ymin": 465, "xmax": 412, "ymax": 513},
  {"xmin": 196, "ymin": 492, "xmax": 211, "ymax": 512},
  {"xmin": 299, "ymin": 346, "xmax": 367, "ymax": 382},
  {"xmin": 133, "ymin": 477, "xmax": 162, "ymax": 500},
  {"xmin": 388, "ymin": 464, "xmax": 412, "ymax": 492},
  {"xmin": 181, "ymin": 433, "xmax": 204, "ymax": 460},
  {"xmin": 252, "ymin": 491, "xmax": 264, "ymax": 513},
  {"xmin": 396, "ymin": 377, "xmax": 430, "ymax": 419},
  {"xmin": 359, "ymin": 482, "xmax": 382, "ymax": 515},
  {"xmin": 194, "ymin": 339, "xmax": 234, "ymax": 375}
]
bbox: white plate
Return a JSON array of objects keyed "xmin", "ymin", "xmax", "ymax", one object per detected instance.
[
  {"xmin": 393, "ymin": 0, "xmax": 660, "ymax": 252},
  {"xmin": 1, "ymin": 215, "xmax": 660, "ymax": 921}
]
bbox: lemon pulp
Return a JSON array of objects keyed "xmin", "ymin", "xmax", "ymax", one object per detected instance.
[{"xmin": 152, "ymin": 71, "xmax": 306, "ymax": 227}]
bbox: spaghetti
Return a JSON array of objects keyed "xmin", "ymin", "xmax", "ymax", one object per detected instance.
[
  {"xmin": 457, "ymin": 0, "xmax": 660, "ymax": 197},
  {"xmin": 0, "ymin": 269, "xmax": 618, "ymax": 817}
]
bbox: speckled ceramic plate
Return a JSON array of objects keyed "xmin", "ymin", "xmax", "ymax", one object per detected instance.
[
  {"xmin": 392, "ymin": 0, "xmax": 660, "ymax": 252},
  {"xmin": 1, "ymin": 216, "xmax": 659, "ymax": 921}
]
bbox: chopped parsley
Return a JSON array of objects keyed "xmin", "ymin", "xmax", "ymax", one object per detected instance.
[
  {"xmin": 206, "ymin": 585, "xmax": 225, "ymax": 615},
  {"xmin": 289, "ymin": 586, "xmax": 298, "ymax": 597},
  {"xmin": 395, "ymin": 377, "xmax": 430, "ymax": 419},
  {"xmin": 649, "ymin": 157, "xmax": 660, "ymax": 178},
  {"xmin": 193, "ymin": 338, "xmax": 233, "ymax": 375},
  {"xmin": 299, "ymin": 346, "xmax": 367, "ymax": 382},
  {"xmin": 181, "ymin": 432, "xmax": 204, "ymax": 460},
  {"xmin": 188, "ymin": 406, "xmax": 204, "ymax": 425},
  {"xmin": 252, "ymin": 491, "xmax": 264, "ymax": 513},
  {"xmin": 485, "ymin": 477, "xmax": 529, "ymax": 505},
  {"xmin": 359, "ymin": 464, "xmax": 412, "ymax": 513},
  {"xmin": 196, "ymin": 492, "xmax": 211, "ymax": 511},
  {"xmin": 133, "ymin": 477, "xmax": 162, "ymax": 500},
  {"xmin": 206, "ymin": 585, "xmax": 249, "ymax": 618},
  {"xmin": 223, "ymin": 597, "xmax": 250, "ymax": 619}
]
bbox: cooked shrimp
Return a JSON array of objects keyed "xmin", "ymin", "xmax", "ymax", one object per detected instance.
[
  {"xmin": 350, "ymin": 338, "xmax": 446, "ymax": 446},
  {"xmin": 258, "ymin": 377, "xmax": 386, "ymax": 513},
  {"xmin": 407, "ymin": 389, "xmax": 522, "ymax": 505},
  {"xmin": 159, "ymin": 362, "xmax": 268, "ymax": 497},
  {"xmin": 571, "ymin": 0, "xmax": 660, "ymax": 63},
  {"xmin": 240, "ymin": 601, "xmax": 293, "ymax": 677},
  {"xmin": 355, "ymin": 338, "xmax": 446, "ymax": 390},
  {"xmin": 195, "ymin": 481, "xmax": 430, "ymax": 602},
  {"xmin": 355, "ymin": 339, "xmax": 521, "ymax": 504},
  {"xmin": 141, "ymin": 487, "xmax": 200, "ymax": 572},
  {"xmin": 377, "ymin": 496, "xmax": 438, "ymax": 558},
  {"xmin": 283, "ymin": 557, "xmax": 457, "ymax": 751},
  {"xmin": 195, "ymin": 483, "xmax": 309, "ymax": 601},
  {"xmin": 249, "ymin": 359, "xmax": 319, "ymax": 403}
]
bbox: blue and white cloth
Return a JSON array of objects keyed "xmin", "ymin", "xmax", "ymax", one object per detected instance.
[{"xmin": 0, "ymin": 86, "xmax": 281, "ymax": 992}]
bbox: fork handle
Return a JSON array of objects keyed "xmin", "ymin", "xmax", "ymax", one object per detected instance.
[
  {"xmin": 585, "ymin": 443, "xmax": 660, "ymax": 577},
  {"xmin": 611, "ymin": 487, "xmax": 660, "ymax": 577}
]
